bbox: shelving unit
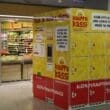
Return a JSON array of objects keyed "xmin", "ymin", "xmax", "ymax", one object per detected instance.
[
  {"xmin": 0, "ymin": 21, "xmax": 33, "ymax": 82},
  {"xmin": 1, "ymin": 30, "xmax": 33, "ymax": 55}
]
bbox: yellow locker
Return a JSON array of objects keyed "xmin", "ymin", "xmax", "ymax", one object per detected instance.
[
  {"xmin": 88, "ymin": 33, "xmax": 105, "ymax": 56},
  {"xmin": 33, "ymin": 56, "xmax": 46, "ymax": 76},
  {"xmin": 105, "ymin": 33, "xmax": 110, "ymax": 55},
  {"xmin": 69, "ymin": 57, "xmax": 89, "ymax": 82},
  {"xmin": 106, "ymin": 56, "xmax": 110, "ymax": 79},
  {"xmin": 70, "ymin": 32, "xmax": 89, "ymax": 56},
  {"xmin": 89, "ymin": 56, "xmax": 106, "ymax": 80}
]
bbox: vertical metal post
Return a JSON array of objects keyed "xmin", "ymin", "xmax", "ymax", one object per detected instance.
[
  {"xmin": 108, "ymin": 0, "xmax": 110, "ymax": 10},
  {"xmin": 0, "ymin": 22, "xmax": 2, "ymax": 84}
]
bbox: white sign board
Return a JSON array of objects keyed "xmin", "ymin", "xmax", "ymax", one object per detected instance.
[
  {"xmin": 92, "ymin": 13, "xmax": 110, "ymax": 31},
  {"xmin": 33, "ymin": 43, "xmax": 45, "ymax": 57},
  {"xmin": 55, "ymin": 27, "xmax": 68, "ymax": 51}
]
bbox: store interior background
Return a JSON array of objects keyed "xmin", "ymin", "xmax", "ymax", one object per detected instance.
[
  {"xmin": 0, "ymin": 3, "xmax": 59, "ymax": 82},
  {"xmin": 0, "ymin": 0, "xmax": 110, "ymax": 110},
  {"xmin": 0, "ymin": 0, "xmax": 109, "ymax": 83}
]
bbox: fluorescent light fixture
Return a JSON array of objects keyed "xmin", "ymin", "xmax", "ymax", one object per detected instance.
[
  {"xmin": 0, "ymin": 14, "xmax": 34, "ymax": 19},
  {"xmin": 58, "ymin": 0, "xmax": 63, "ymax": 3}
]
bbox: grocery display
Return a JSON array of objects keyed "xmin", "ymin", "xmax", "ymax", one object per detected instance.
[
  {"xmin": 33, "ymin": 8, "xmax": 110, "ymax": 110},
  {"xmin": 0, "ymin": 21, "xmax": 33, "ymax": 82}
]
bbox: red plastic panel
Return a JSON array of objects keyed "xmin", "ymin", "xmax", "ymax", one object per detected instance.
[
  {"xmin": 71, "ymin": 81, "xmax": 88, "ymax": 106},
  {"xmin": 33, "ymin": 75, "xmax": 45, "ymax": 100},
  {"xmin": 54, "ymin": 80, "xmax": 69, "ymax": 110},
  {"xmin": 89, "ymin": 80, "xmax": 105, "ymax": 104}
]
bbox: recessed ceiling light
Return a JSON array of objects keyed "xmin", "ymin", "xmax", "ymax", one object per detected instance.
[{"xmin": 58, "ymin": 0, "xmax": 63, "ymax": 3}]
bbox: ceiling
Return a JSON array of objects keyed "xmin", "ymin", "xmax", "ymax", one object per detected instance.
[
  {"xmin": 0, "ymin": 0, "xmax": 42, "ymax": 5},
  {"xmin": 0, "ymin": 0, "xmax": 108, "ymax": 9},
  {"xmin": 0, "ymin": 0, "xmax": 85, "ymax": 7}
]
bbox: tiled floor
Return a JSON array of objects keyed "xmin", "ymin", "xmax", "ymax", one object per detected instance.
[
  {"xmin": 0, "ymin": 81, "xmax": 60, "ymax": 110},
  {"xmin": 0, "ymin": 81, "xmax": 110, "ymax": 110}
]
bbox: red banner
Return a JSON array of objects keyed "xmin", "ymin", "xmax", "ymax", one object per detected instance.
[
  {"xmin": 71, "ymin": 81, "xmax": 88, "ymax": 106},
  {"xmin": 89, "ymin": 80, "xmax": 105, "ymax": 104},
  {"xmin": 33, "ymin": 75, "xmax": 45, "ymax": 100},
  {"xmin": 54, "ymin": 80, "xmax": 69, "ymax": 110},
  {"xmin": 105, "ymin": 79, "xmax": 110, "ymax": 102}
]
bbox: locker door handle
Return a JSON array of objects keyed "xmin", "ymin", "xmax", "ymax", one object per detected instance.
[
  {"xmin": 90, "ymin": 66, "xmax": 95, "ymax": 72},
  {"xmin": 71, "ymin": 43, "xmax": 76, "ymax": 48},
  {"xmin": 71, "ymin": 67, "xmax": 77, "ymax": 74},
  {"xmin": 89, "ymin": 42, "xmax": 95, "ymax": 48}
]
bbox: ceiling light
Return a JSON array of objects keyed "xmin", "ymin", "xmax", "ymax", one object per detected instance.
[{"xmin": 58, "ymin": 0, "xmax": 63, "ymax": 3}]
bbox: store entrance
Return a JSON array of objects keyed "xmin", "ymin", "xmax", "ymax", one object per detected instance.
[{"xmin": 0, "ymin": 16, "xmax": 33, "ymax": 82}]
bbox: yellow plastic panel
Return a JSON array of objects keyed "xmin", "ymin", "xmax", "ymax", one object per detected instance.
[
  {"xmin": 69, "ymin": 57, "xmax": 89, "ymax": 82},
  {"xmin": 89, "ymin": 56, "xmax": 106, "ymax": 80}
]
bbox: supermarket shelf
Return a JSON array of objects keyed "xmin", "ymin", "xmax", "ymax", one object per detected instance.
[{"xmin": 1, "ymin": 28, "xmax": 32, "ymax": 32}]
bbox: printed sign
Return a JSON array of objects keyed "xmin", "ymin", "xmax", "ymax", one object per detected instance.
[
  {"xmin": 36, "ymin": 33, "xmax": 44, "ymax": 43},
  {"xmin": 55, "ymin": 27, "xmax": 68, "ymax": 51},
  {"xmin": 55, "ymin": 57, "xmax": 69, "ymax": 80},
  {"xmin": 47, "ymin": 63, "xmax": 53, "ymax": 71},
  {"xmin": 46, "ymin": 28, "xmax": 53, "ymax": 40},
  {"xmin": 92, "ymin": 13, "xmax": 110, "ymax": 31},
  {"xmin": 33, "ymin": 43, "xmax": 45, "ymax": 57},
  {"xmin": 72, "ymin": 9, "xmax": 88, "ymax": 30}
]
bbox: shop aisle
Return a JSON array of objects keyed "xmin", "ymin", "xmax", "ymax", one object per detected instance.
[
  {"xmin": 0, "ymin": 81, "xmax": 110, "ymax": 110},
  {"xmin": 0, "ymin": 81, "xmax": 59, "ymax": 110}
]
